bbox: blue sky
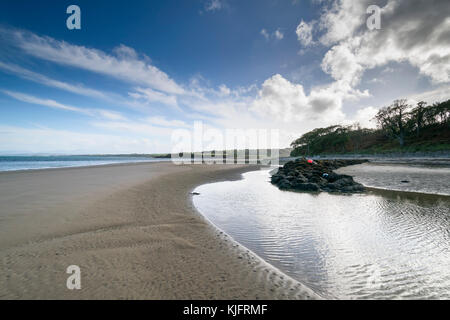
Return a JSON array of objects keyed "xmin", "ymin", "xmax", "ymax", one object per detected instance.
[{"xmin": 0, "ymin": 0, "xmax": 449, "ymax": 154}]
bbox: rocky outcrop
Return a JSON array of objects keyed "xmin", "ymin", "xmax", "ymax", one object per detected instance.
[{"xmin": 271, "ymin": 158, "xmax": 368, "ymax": 193}]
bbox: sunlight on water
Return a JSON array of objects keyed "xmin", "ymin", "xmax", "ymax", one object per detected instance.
[{"xmin": 193, "ymin": 168, "xmax": 450, "ymax": 299}]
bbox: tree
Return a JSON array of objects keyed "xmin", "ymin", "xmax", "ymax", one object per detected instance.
[
  {"xmin": 291, "ymin": 126, "xmax": 342, "ymax": 155},
  {"xmin": 374, "ymin": 99, "xmax": 410, "ymax": 147},
  {"xmin": 409, "ymin": 101, "xmax": 427, "ymax": 137},
  {"xmin": 435, "ymin": 100, "xmax": 450, "ymax": 124},
  {"xmin": 289, "ymin": 98, "xmax": 449, "ymax": 156}
]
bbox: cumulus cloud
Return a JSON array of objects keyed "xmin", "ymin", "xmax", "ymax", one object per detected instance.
[
  {"xmin": 296, "ymin": 20, "xmax": 314, "ymax": 46},
  {"xmin": 250, "ymin": 74, "xmax": 348, "ymax": 124},
  {"xmin": 283, "ymin": 0, "xmax": 450, "ymax": 135},
  {"xmin": 317, "ymin": 0, "xmax": 368, "ymax": 46},
  {"xmin": 179, "ymin": 69, "xmax": 370, "ymax": 148},
  {"xmin": 304, "ymin": 0, "xmax": 450, "ymax": 85},
  {"xmin": 251, "ymin": 74, "xmax": 308, "ymax": 122},
  {"xmin": 350, "ymin": 106, "xmax": 379, "ymax": 128},
  {"xmin": 321, "ymin": 43, "xmax": 364, "ymax": 86}
]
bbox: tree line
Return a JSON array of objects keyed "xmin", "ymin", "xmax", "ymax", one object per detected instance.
[{"xmin": 290, "ymin": 99, "xmax": 450, "ymax": 156}]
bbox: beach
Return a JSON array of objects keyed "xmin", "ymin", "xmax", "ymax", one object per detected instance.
[{"xmin": 0, "ymin": 162, "xmax": 318, "ymax": 300}]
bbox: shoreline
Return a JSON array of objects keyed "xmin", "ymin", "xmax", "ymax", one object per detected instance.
[
  {"xmin": 0, "ymin": 162, "xmax": 320, "ymax": 299},
  {"xmin": 366, "ymin": 186, "xmax": 450, "ymax": 198},
  {"xmin": 0, "ymin": 159, "xmax": 172, "ymax": 173},
  {"xmin": 187, "ymin": 169, "xmax": 323, "ymax": 300}
]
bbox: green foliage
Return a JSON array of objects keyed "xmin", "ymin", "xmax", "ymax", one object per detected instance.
[{"xmin": 291, "ymin": 99, "xmax": 450, "ymax": 156}]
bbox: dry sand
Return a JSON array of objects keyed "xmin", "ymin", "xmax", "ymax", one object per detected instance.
[{"xmin": 0, "ymin": 162, "xmax": 319, "ymax": 299}]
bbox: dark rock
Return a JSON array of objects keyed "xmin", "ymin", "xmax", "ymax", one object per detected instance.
[
  {"xmin": 278, "ymin": 179, "xmax": 292, "ymax": 190},
  {"xmin": 326, "ymin": 182, "xmax": 338, "ymax": 190},
  {"xmin": 271, "ymin": 175, "xmax": 282, "ymax": 184},
  {"xmin": 295, "ymin": 174, "xmax": 308, "ymax": 183},
  {"xmin": 270, "ymin": 158, "xmax": 367, "ymax": 194},
  {"xmin": 286, "ymin": 175, "xmax": 296, "ymax": 181},
  {"xmin": 309, "ymin": 176, "xmax": 327, "ymax": 185},
  {"xmin": 292, "ymin": 183, "xmax": 320, "ymax": 192},
  {"xmin": 352, "ymin": 184, "xmax": 365, "ymax": 192},
  {"xmin": 326, "ymin": 172, "xmax": 352, "ymax": 183},
  {"xmin": 333, "ymin": 177, "xmax": 354, "ymax": 187}
]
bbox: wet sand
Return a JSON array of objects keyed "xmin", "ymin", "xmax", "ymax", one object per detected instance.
[{"xmin": 0, "ymin": 162, "xmax": 318, "ymax": 299}]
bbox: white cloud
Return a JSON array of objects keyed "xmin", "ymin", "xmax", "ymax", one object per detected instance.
[
  {"xmin": 128, "ymin": 87, "xmax": 178, "ymax": 108},
  {"xmin": 205, "ymin": 0, "xmax": 224, "ymax": 12},
  {"xmin": 1, "ymin": 90, "xmax": 90, "ymax": 114},
  {"xmin": 1, "ymin": 28, "xmax": 185, "ymax": 95},
  {"xmin": 350, "ymin": 106, "xmax": 379, "ymax": 128},
  {"xmin": 91, "ymin": 120, "xmax": 175, "ymax": 137},
  {"xmin": 317, "ymin": 0, "xmax": 367, "ymax": 46},
  {"xmin": 261, "ymin": 28, "xmax": 284, "ymax": 41},
  {"xmin": 218, "ymin": 84, "xmax": 231, "ymax": 96},
  {"xmin": 296, "ymin": 20, "xmax": 314, "ymax": 46},
  {"xmin": 321, "ymin": 43, "xmax": 364, "ymax": 86},
  {"xmin": 251, "ymin": 74, "xmax": 308, "ymax": 122},
  {"xmin": 304, "ymin": 0, "xmax": 450, "ymax": 86},
  {"xmin": 96, "ymin": 110, "xmax": 127, "ymax": 121},
  {"xmin": 249, "ymin": 73, "xmax": 371, "ymax": 124},
  {"xmin": 113, "ymin": 44, "xmax": 140, "ymax": 60},
  {"xmin": 274, "ymin": 29, "xmax": 284, "ymax": 40},
  {"xmin": 260, "ymin": 29, "xmax": 270, "ymax": 40},
  {"xmin": 408, "ymin": 85, "xmax": 450, "ymax": 105},
  {"xmin": 1, "ymin": 90, "xmax": 126, "ymax": 120},
  {"xmin": 278, "ymin": 0, "xmax": 450, "ymax": 141},
  {"xmin": 0, "ymin": 61, "xmax": 109, "ymax": 100},
  {"xmin": 146, "ymin": 116, "xmax": 190, "ymax": 128},
  {"xmin": 367, "ymin": 78, "xmax": 384, "ymax": 84},
  {"xmin": 0, "ymin": 61, "xmax": 181, "ymax": 112}
]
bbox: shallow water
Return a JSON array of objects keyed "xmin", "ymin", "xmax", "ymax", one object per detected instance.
[{"xmin": 193, "ymin": 168, "xmax": 450, "ymax": 299}]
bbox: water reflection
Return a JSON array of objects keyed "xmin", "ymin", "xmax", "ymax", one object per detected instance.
[{"xmin": 193, "ymin": 169, "xmax": 450, "ymax": 299}]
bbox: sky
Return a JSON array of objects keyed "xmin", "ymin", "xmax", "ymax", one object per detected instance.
[{"xmin": 0, "ymin": 0, "xmax": 449, "ymax": 154}]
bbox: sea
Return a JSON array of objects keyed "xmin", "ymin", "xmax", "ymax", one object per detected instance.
[{"xmin": 0, "ymin": 155, "xmax": 170, "ymax": 172}]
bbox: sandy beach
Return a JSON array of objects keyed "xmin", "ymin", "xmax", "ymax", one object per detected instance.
[{"xmin": 0, "ymin": 162, "xmax": 318, "ymax": 300}]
